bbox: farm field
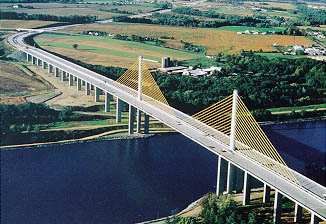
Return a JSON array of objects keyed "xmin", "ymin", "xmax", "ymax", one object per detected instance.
[
  {"xmin": 61, "ymin": 23, "xmax": 312, "ymax": 55},
  {"xmin": 0, "ymin": 3, "xmax": 159, "ymax": 20},
  {"xmin": 34, "ymin": 33, "xmax": 202, "ymax": 68},
  {"xmin": 213, "ymin": 26, "xmax": 284, "ymax": 32},
  {"xmin": 0, "ymin": 20, "xmax": 59, "ymax": 29}
]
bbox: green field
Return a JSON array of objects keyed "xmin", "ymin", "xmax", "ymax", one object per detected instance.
[
  {"xmin": 36, "ymin": 34, "xmax": 202, "ymax": 62},
  {"xmin": 254, "ymin": 52, "xmax": 307, "ymax": 59},
  {"xmin": 267, "ymin": 103, "xmax": 326, "ymax": 113},
  {"xmin": 214, "ymin": 26, "xmax": 284, "ymax": 32}
]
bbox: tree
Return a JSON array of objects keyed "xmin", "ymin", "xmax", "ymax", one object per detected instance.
[{"xmin": 73, "ymin": 43, "xmax": 78, "ymax": 50}]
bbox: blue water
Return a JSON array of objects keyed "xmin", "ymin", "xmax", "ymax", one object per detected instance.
[{"xmin": 1, "ymin": 120, "xmax": 325, "ymax": 223}]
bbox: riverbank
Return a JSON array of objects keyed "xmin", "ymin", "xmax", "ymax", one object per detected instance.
[
  {"xmin": 258, "ymin": 116, "xmax": 326, "ymax": 126},
  {"xmin": 0, "ymin": 128, "xmax": 176, "ymax": 150}
]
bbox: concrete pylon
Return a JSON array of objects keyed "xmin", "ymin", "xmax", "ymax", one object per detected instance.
[
  {"xmin": 61, "ymin": 71, "xmax": 66, "ymax": 82},
  {"xmin": 55, "ymin": 67, "xmax": 60, "ymax": 77},
  {"xmin": 128, "ymin": 105, "xmax": 136, "ymax": 134},
  {"xmin": 273, "ymin": 190, "xmax": 283, "ymax": 224},
  {"xmin": 48, "ymin": 64, "xmax": 53, "ymax": 73},
  {"xmin": 42, "ymin": 61, "xmax": 47, "ymax": 69}
]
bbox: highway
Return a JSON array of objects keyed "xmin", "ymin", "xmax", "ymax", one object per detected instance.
[{"xmin": 7, "ymin": 30, "xmax": 326, "ymax": 221}]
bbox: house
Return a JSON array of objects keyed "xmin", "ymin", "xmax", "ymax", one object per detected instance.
[
  {"xmin": 293, "ymin": 45, "xmax": 304, "ymax": 52},
  {"xmin": 13, "ymin": 5, "xmax": 19, "ymax": 8},
  {"xmin": 183, "ymin": 69, "xmax": 207, "ymax": 77},
  {"xmin": 203, "ymin": 66, "xmax": 222, "ymax": 75}
]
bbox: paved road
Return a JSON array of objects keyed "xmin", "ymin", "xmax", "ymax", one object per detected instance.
[{"xmin": 7, "ymin": 31, "xmax": 326, "ymax": 221}]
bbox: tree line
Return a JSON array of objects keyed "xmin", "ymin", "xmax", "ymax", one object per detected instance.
[{"xmin": 0, "ymin": 11, "xmax": 97, "ymax": 23}]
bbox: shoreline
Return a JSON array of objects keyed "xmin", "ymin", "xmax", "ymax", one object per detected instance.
[
  {"xmin": 0, "ymin": 129, "xmax": 177, "ymax": 150},
  {"xmin": 1, "ymin": 117, "xmax": 324, "ymax": 150}
]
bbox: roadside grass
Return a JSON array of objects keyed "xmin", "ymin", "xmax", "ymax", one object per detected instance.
[{"xmin": 267, "ymin": 103, "xmax": 326, "ymax": 113}]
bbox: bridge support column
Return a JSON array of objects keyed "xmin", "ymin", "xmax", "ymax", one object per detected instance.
[
  {"xmin": 42, "ymin": 61, "xmax": 47, "ymax": 69},
  {"xmin": 311, "ymin": 213, "xmax": 322, "ymax": 224},
  {"xmin": 137, "ymin": 109, "xmax": 142, "ymax": 133},
  {"xmin": 216, "ymin": 156, "xmax": 228, "ymax": 196},
  {"xmin": 82, "ymin": 80, "xmax": 85, "ymax": 86},
  {"xmin": 91, "ymin": 84, "xmax": 94, "ymax": 90},
  {"xmin": 69, "ymin": 74, "xmax": 73, "ymax": 86},
  {"xmin": 85, "ymin": 82, "xmax": 90, "ymax": 95},
  {"xmin": 77, "ymin": 78, "xmax": 81, "ymax": 91},
  {"xmin": 74, "ymin": 76, "xmax": 77, "ymax": 81},
  {"xmin": 116, "ymin": 98, "xmax": 123, "ymax": 123},
  {"xmin": 37, "ymin": 58, "xmax": 42, "ymax": 66},
  {"xmin": 55, "ymin": 67, "xmax": 60, "ymax": 77},
  {"xmin": 263, "ymin": 183, "xmax": 271, "ymax": 203},
  {"xmin": 144, "ymin": 114, "xmax": 149, "ymax": 134},
  {"xmin": 226, "ymin": 162, "xmax": 236, "ymax": 194},
  {"xmin": 128, "ymin": 105, "xmax": 136, "ymax": 135},
  {"xmin": 95, "ymin": 87, "xmax": 100, "ymax": 101},
  {"xmin": 26, "ymin": 53, "xmax": 30, "ymax": 62},
  {"xmin": 243, "ymin": 171, "xmax": 252, "ymax": 205},
  {"xmin": 294, "ymin": 203, "xmax": 302, "ymax": 223},
  {"xmin": 48, "ymin": 64, "xmax": 53, "ymax": 73},
  {"xmin": 273, "ymin": 190, "xmax": 283, "ymax": 224},
  {"xmin": 61, "ymin": 71, "xmax": 66, "ymax": 82},
  {"xmin": 32, "ymin": 56, "xmax": 36, "ymax": 65},
  {"xmin": 105, "ymin": 92, "xmax": 112, "ymax": 112},
  {"xmin": 235, "ymin": 168, "xmax": 244, "ymax": 193}
]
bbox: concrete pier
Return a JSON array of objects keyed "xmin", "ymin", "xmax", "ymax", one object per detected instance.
[
  {"xmin": 243, "ymin": 171, "xmax": 252, "ymax": 205},
  {"xmin": 61, "ymin": 71, "xmax": 66, "ymax": 82},
  {"xmin": 82, "ymin": 80, "xmax": 85, "ymax": 86},
  {"xmin": 311, "ymin": 213, "xmax": 322, "ymax": 224},
  {"xmin": 86, "ymin": 82, "xmax": 90, "ymax": 95},
  {"xmin": 137, "ymin": 109, "xmax": 142, "ymax": 133},
  {"xmin": 263, "ymin": 183, "xmax": 271, "ymax": 203},
  {"xmin": 105, "ymin": 92, "xmax": 111, "ymax": 112},
  {"xmin": 273, "ymin": 190, "xmax": 283, "ymax": 224},
  {"xmin": 37, "ymin": 58, "xmax": 42, "ymax": 66},
  {"xmin": 32, "ymin": 56, "xmax": 36, "ymax": 65},
  {"xmin": 42, "ymin": 61, "xmax": 47, "ymax": 69},
  {"xmin": 55, "ymin": 67, "xmax": 60, "ymax": 77},
  {"xmin": 226, "ymin": 162, "xmax": 236, "ymax": 194},
  {"xmin": 128, "ymin": 105, "xmax": 136, "ymax": 134},
  {"xmin": 77, "ymin": 78, "xmax": 81, "ymax": 91},
  {"xmin": 69, "ymin": 74, "xmax": 73, "ymax": 86},
  {"xmin": 116, "ymin": 98, "xmax": 123, "ymax": 123},
  {"xmin": 144, "ymin": 114, "xmax": 149, "ymax": 134},
  {"xmin": 48, "ymin": 64, "xmax": 53, "ymax": 73},
  {"xmin": 294, "ymin": 203, "xmax": 302, "ymax": 223},
  {"xmin": 216, "ymin": 156, "xmax": 228, "ymax": 196},
  {"xmin": 95, "ymin": 87, "xmax": 100, "ymax": 102}
]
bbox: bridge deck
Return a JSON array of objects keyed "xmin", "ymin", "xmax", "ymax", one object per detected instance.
[{"xmin": 9, "ymin": 31, "xmax": 326, "ymax": 220}]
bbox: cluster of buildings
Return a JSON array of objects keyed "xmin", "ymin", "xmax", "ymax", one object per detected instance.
[
  {"xmin": 158, "ymin": 57, "xmax": 222, "ymax": 77},
  {"xmin": 285, "ymin": 45, "xmax": 326, "ymax": 56},
  {"xmin": 237, "ymin": 30, "xmax": 276, "ymax": 35},
  {"xmin": 307, "ymin": 30, "xmax": 326, "ymax": 40}
]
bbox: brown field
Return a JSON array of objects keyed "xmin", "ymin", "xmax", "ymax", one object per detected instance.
[
  {"xmin": 0, "ymin": 62, "xmax": 52, "ymax": 104},
  {"xmin": 62, "ymin": 23, "xmax": 312, "ymax": 55},
  {"xmin": 0, "ymin": 20, "xmax": 58, "ymax": 29},
  {"xmin": 0, "ymin": 3, "xmax": 158, "ymax": 20}
]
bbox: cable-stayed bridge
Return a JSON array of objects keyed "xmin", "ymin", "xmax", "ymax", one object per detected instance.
[{"xmin": 7, "ymin": 31, "xmax": 326, "ymax": 224}]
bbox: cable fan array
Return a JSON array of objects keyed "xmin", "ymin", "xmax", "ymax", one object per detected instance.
[
  {"xmin": 116, "ymin": 60, "xmax": 173, "ymax": 116},
  {"xmin": 191, "ymin": 94, "xmax": 299, "ymax": 186}
]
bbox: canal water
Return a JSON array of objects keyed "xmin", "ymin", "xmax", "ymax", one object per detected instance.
[{"xmin": 1, "ymin": 120, "xmax": 325, "ymax": 224}]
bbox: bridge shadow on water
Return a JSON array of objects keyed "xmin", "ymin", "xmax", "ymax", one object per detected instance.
[{"xmin": 262, "ymin": 126, "xmax": 326, "ymax": 186}]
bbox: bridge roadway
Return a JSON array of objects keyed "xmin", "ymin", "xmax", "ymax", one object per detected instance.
[{"xmin": 8, "ymin": 31, "xmax": 326, "ymax": 221}]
